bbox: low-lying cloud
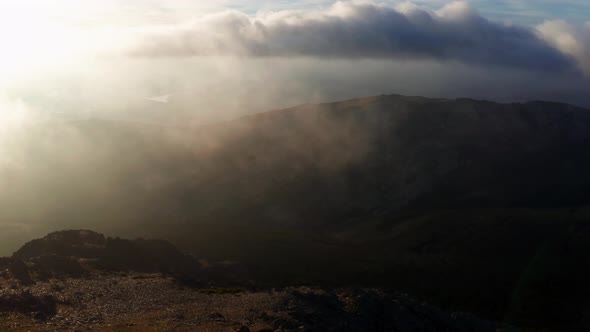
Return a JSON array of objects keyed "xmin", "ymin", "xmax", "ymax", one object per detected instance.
[
  {"xmin": 536, "ymin": 20, "xmax": 590, "ymax": 73},
  {"xmin": 128, "ymin": 1, "xmax": 579, "ymax": 72}
]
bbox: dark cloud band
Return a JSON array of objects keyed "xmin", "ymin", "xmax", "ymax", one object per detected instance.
[{"xmin": 128, "ymin": 1, "xmax": 578, "ymax": 72}]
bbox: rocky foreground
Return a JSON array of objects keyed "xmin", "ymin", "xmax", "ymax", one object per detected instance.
[
  {"xmin": 0, "ymin": 274, "xmax": 510, "ymax": 332},
  {"xmin": 0, "ymin": 230, "xmax": 512, "ymax": 331}
]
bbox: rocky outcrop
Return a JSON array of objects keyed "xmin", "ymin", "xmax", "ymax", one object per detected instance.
[
  {"xmin": 13, "ymin": 230, "xmax": 106, "ymax": 261},
  {"xmin": 4, "ymin": 230, "xmax": 208, "ymax": 284},
  {"xmin": 2, "ymin": 230, "xmax": 255, "ymax": 290},
  {"xmin": 0, "ymin": 291, "xmax": 57, "ymax": 320},
  {"xmin": 0, "ymin": 257, "xmax": 32, "ymax": 285},
  {"xmin": 277, "ymin": 289, "xmax": 500, "ymax": 332}
]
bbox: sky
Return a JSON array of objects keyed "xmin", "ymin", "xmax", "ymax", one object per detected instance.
[
  {"xmin": 0, "ymin": 0, "xmax": 589, "ymax": 126},
  {"xmin": 7, "ymin": 0, "xmax": 589, "ymax": 24},
  {"xmin": 0, "ymin": 1, "xmax": 588, "ymax": 80}
]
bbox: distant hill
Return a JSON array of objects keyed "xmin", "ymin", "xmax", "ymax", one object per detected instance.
[
  {"xmin": 174, "ymin": 95, "xmax": 590, "ymax": 232},
  {"xmin": 141, "ymin": 95, "xmax": 590, "ymax": 328}
]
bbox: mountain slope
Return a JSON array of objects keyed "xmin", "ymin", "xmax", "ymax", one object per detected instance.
[
  {"xmin": 3, "ymin": 94, "xmax": 590, "ymax": 327},
  {"xmin": 151, "ymin": 95, "xmax": 590, "ymax": 243},
  {"xmin": 158, "ymin": 95, "xmax": 590, "ymax": 327}
]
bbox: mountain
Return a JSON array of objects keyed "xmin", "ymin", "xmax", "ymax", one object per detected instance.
[
  {"xmin": 130, "ymin": 95, "xmax": 590, "ymax": 236},
  {"xmin": 157, "ymin": 95, "xmax": 590, "ymax": 328},
  {"xmin": 3, "ymin": 94, "xmax": 590, "ymax": 328}
]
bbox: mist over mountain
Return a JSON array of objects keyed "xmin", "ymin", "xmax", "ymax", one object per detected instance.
[{"xmin": 5, "ymin": 94, "xmax": 589, "ymax": 236}]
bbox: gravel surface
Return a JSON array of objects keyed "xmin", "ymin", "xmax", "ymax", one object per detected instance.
[
  {"xmin": 1, "ymin": 273, "xmax": 281, "ymax": 331},
  {"xmin": 0, "ymin": 272, "xmax": 507, "ymax": 332}
]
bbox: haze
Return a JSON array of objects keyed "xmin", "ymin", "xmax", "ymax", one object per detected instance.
[{"xmin": 1, "ymin": 0, "xmax": 590, "ymax": 254}]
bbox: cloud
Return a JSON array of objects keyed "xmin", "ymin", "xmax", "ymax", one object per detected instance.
[
  {"xmin": 127, "ymin": 1, "xmax": 576, "ymax": 72},
  {"xmin": 536, "ymin": 20, "xmax": 590, "ymax": 73}
]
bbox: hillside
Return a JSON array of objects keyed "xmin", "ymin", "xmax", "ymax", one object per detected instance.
[
  {"xmin": 2, "ymin": 94, "xmax": 590, "ymax": 328},
  {"xmin": 0, "ymin": 231, "xmax": 504, "ymax": 332}
]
